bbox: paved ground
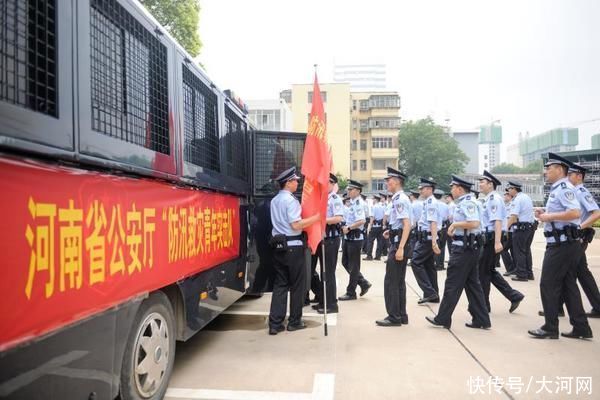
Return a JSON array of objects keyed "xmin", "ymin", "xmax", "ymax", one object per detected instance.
[{"xmin": 165, "ymin": 231, "xmax": 600, "ymax": 400}]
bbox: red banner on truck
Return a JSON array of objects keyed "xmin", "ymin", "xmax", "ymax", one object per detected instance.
[{"xmin": 0, "ymin": 157, "xmax": 241, "ymax": 351}]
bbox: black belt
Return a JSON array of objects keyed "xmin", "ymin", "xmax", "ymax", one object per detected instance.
[{"xmin": 286, "ymin": 234, "xmax": 304, "ymax": 240}]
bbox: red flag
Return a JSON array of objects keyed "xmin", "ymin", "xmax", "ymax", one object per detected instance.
[{"xmin": 301, "ymin": 73, "xmax": 331, "ymax": 253}]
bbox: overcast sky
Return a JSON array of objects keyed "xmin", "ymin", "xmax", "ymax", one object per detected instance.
[{"xmin": 197, "ymin": 0, "xmax": 600, "ymax": 156}]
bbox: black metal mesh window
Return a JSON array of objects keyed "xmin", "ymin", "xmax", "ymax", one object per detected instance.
[
  {"xmin": 254, "ymin": 132, "xmax": 305, "ymax": 197},
  {"xmin": 90, "ymin": 0, "xmax": 169, "ymax": 154},
  {"xmin": 182, "ymin": 66, "xmax": 219, "ymax": 171},
  {"xmin": 224, "ymin": 106, "xmax": 248, "ymax": 181},
  {"xmin": 0, "ymin": 0, "xmax": 57, "ymax": 116}
]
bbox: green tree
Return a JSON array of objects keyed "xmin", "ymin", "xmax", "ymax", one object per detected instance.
[
  {"xmin": 522, "ymin": 159, "xmax": 543, "ymax": 174},
  {"xmin": 491, "ymin": 163, "xmax": 522, "ymax": 174},
  {"xmin": 140, "ymin": 0, "xmax": 202, "ymax": 57},
  {"xmin": 398, "ymin": 117, "xmax": 469, "ymax": 192},
  {"xmin": 336, "ymin": 173, "xmax": 348, "ymax": 192}
]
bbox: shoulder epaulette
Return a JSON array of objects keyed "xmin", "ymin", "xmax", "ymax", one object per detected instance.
[
  {"xmin": 560, "ymin": 182, "xmax": 567, "ymax": 189},
  {"xmin": 579, "ymin": 187, "xmax": 586, "ymax": 192}
]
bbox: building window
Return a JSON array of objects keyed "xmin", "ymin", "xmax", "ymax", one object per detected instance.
[
  {"xmin": 372, "ymin": 137, "xmax": 393, "ymax": 148},
  {"xmin": 352, "ymin": 160, "xmax": 357, "ymax": 171},
  {"xmin": 352, "ymin": 140, "xmax": 357, "ymax": 151},
  {"xmin": 308, "ymin": 91, "xmax": 327, "ymax": 103},
  {"xmin": 372, "ymin": 179, "xmax": 386, "ymax": 191},
  {"xmin": 352, "ymin": 119, "xmax": 357, "ymax": 130},
  {"xmin": 368, "ymin": 95, "xmax": 400, "ymax": 108},
  {"xmin": 360, "ymin": 139, "xmax": 367, "ymax": 150},
  {"xmin": 307, "ymin": 112, "xmax": 327, "ymax": 124},
  {"xmin": 484, "ymin": 154, "xmax": 488, "ymax": 160},
  {"xmin": 359, "ymin": 119, "xmax": 369, "ymax": 132},
  {"xmin": 360, "ymin": 160, "xmax": 367, "ymax": 170}
]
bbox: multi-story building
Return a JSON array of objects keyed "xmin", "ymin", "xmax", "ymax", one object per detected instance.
[
  {"xmin": 505, "ymin": 142, "xmax": 523, "ymax": 167},
  {"xmin": 333, "ymin": 64, "xmax": 387, "ymax": 91},
  {"xmin": 286, "ymin": 83, "xmax": 352, "ymax": 177},
  {"xmin": 591, "ymin": 133, "xmax": 600, "ymax": 149},
  {"xmin": 350, "ymin": 92, "xmax": 401, "ymax": 191},
  {"xmin": 520, "ymin": 128, "xmax": 578, "ymax": 166},
  {"xmin": 543, "ymin": 149, "xmax": 600, "ymax": 204},
  {"xmin": 450, "ymin": 130, "xmax": 479, "ymax": 174},
  {"xmin": 247, "ymin": 99, "xmax": 292, "ymax": 131},
  {"xmin": 478, "ymin": 123, "xmax": 502, "ymax": 171}
]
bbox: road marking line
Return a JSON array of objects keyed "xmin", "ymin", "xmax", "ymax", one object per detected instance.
[
  {"xmin": 165, "ymin": 373, "xmax": 335, "ymax": 400},
  {"xmin": 222, "ymin": 310, "xmax": 337, "ymax": 326}
]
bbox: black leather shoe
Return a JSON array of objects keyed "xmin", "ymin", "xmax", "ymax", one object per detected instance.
[
  {"xmin": 311, "ymin": 304, "xmax": 320, "ymax": 310},
  {"xmin": 465, "ymin": 322, "xmax": 491, "ymax": 329},
  {"xmin": 269, "ymin": 326, "xmax": 285, "ymax": 335},
  {"xmin": 561, "ymin": 328, "xmax": 593, "ymax": 339},
  {"xmin": 503, "ymin": 270, "xmax": 516, "ymax": 277},
  {"xmin": 527, "ymin": 275, "xmax": 535, "ymax": 281},
  {"xmin": 528, "ymin": 328, "xmax": 559, "ymax": 339},
  {"xmin": 511, "ymin": 276, "xmax": 528, "ymax": 282},
  {"xmin": 376, "ymin": 317, "xmax": 402, "ymax": 327},
  {"xmin": 317, "ymin": 307, "xmax": 338, "ymax": 314},
  {"xmin": 509, "ymin": 297, "xmax": 524, "ymax": 313},
  {"xmin": 418, "ymin": 294, "xmax": 440, "ymax": 304},
  {"xmin": 374, "ymin": 257, "xmax": 381, "ymax": 261},
  {"xmin": 587, "ymin": 309, "xmax": 600, "ymax": 318},
  {"xmin": 363, "ymin": 256, "xmax": 373, "ymax": 261},
  {"xmin": 401, "ymin": 316, "xmax": 409, "ymax": 325},
  {"xmin": 287, "ymin": 322, "xmax": 306, "ymax": 332},
  {"xmin": 338, "ymin": 294, "xmax": 357, "ymax": 301},
  {"xmin": 359, "ymin": 282, "xmax": 372, "ymax": 297},
  {"xmin": 425, "ymin": 316, "xmax": 449, "ymax": 329},
  {"xmin": 538, "ymin": 310, "xmax": 565, "ymax": 317}
]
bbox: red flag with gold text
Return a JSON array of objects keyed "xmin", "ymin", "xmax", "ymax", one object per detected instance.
[{"xmin": 301, "ymin": 74, "xmax": 331, "ymax": 253}]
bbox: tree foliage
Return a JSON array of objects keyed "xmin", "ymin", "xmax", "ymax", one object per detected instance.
[
  {"xmin": 398, "ymin": 117, "xmax": 469, "ymax": 192},
  {"xmin": 491, "ymin": 160, "xmax": 543, "ymax": 174},
  {"xmin": 140, "ymin": 0, "xmax": 202, "ymax": 57},
  {"xmin": 336, "ymin": 173, "xmax": 348, "ymax": 192}
]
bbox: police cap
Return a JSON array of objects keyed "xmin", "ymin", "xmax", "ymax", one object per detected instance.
[
  {"xmin": 448, "ymin": 175, "xmax": 473, "ymax": 189},
  {"xmin": 544, "ymin": 152, "xmax": 570, "ymax": 168},
  {"xmin": 418, "ymin": 177, "xmax": 437, "ymax": 188},
  {"xmin": 479, "ymin": 170, "xmax": 501, "ymax": 187},
  {"xmin": 568, "ymin": 162, "xmax": 587, "ymax": 175},
  {"xmin": 275, "ymin": 166, "xmax": 300, "ymax": 184},
  {"xmin": 329, "ymin": 173, "xmax": 338, "ymax": 183},
  {"xmin": 347, "ymin": 179, "xmax": 363, "ymax": 191},
  {"xmin": 384, "ymin": 167, "xmax": 407, "ymax": 181}
]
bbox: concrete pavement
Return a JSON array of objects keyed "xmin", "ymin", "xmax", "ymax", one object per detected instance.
[{"xmin": 165, "ymin": 230, "xmax": 599, "ymax": 399}]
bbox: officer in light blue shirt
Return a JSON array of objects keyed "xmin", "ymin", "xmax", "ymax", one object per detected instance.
[
  {"xmin": 529, "ymin": 153, "xmax": 591, "ymax": 339},
  {"xmin": 376, "ymin": 167, "xmax": 412, "ymax": 326},
  {"xmin": 411, "ymin": 178, "xmax": 441, "ymax": 303},
  {"xmin": 434, "ymin": 189, "xmax": 449, "ymax": 270},
  {"xmin": 365, "ymin": 195, "xmax": 386, "ymax": 260},
  {"xmin": 427, "ymin": 175, "xmax": 490, "ymax": 330},
  {"xmin": 478, "ymin": 170, "xmax": 524, "ymax": 313},
  {"xmin": 506, "ymin": 181, "xmax": 536, "ymax": 281},
  {"xmin": 339, "ymin": 180, "xmax": 372, "ymax": 300},
  {"xmin": 268, "ymin": 167, "xmax": 320, "ymax": 335}
]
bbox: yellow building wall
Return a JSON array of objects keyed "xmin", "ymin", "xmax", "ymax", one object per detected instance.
[{"xmin": 291, "ymin": 83, "xmax": 351, "ymax": 178}]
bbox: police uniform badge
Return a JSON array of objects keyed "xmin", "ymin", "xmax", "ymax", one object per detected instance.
[
  {"xmin": 396, "ymin": 203, "xmax": 404, "ymax": 213},
  {"xmin": 490, "ymin": 204, "xmax": 497, "ymax": 214},
  {"xmin": 335, "ymin": 202, "xmax": 342, "ymax": 211},
  {"xmin": 586, "ymin": 194, "xmax": 595, "ymax": 204},
  {"xmin": 565, "ymin": 191, "xmax": 575, "ymax": 201},
  {"xmin": 428, "ymin": 207, "xmax": 435, "ymax": 216},
  {"xmin": 466, "ymin": 204, "xmax": 476, "ymax": 215}
]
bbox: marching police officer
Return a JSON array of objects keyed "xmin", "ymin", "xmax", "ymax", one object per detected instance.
[
  {"xmin": 365, "ymin": 194, "xmax": 386, "ymax": 260},
  {"xmin": 528, "ymin": 153, "xmax": 592, "ymax": 339},
  {"xmin": 376, "ymin": 167, "xmax": 412, "ymax": 326},
  {"xmin": 268, "ymin": 167, "xmax": 320, "ymax": 335},
  {"xmin": 361, "ymin": 194, "xmax": 370, "ymax": 254},
  {"xmin": 478, "ymin": 170, "xmax": 524, "ymax": 313},
  {"xmin": 314, "ymin": 173, "xmax": 345, "ymax": 314},
  {"xmin": 501, "ymin": 190, "xmax": 516, "ymax": 275},
  {"xmin": 408, "ymin": 188, "xmax": 423, "ymax": 259},
  {"xmin": 339, "ymin": 180, "xmax": 372, "ymax": 300},
  {"xmin": 566, "ymin": 162, "xmax": 600, "ymax": 318},
  {"xmin": 381, "ymin": 191, "xmax": 392, "ymax": 257},
  {"xmin": 434, "ymin": 189, "xmax": 450, "ymax": 270},
  {"xmin": 506, "ymin": 181, "xmax": 536, "ymax": 281},
  {"xmin": 426, "ymin": 175, "xmax": 491, "ymax": 330},
  {"xmin": 412, "ymin": 178, "xmax": 442, "ymax": 304}
]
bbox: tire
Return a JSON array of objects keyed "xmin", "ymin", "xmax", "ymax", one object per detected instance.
[{"xmin": 120, "ymin": 292, "xmax": 176, "ymax": 400}]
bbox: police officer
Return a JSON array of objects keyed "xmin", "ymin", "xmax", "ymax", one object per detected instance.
[
  {"xmin": 268, "ymin": 167, "xmax": 321, "ymax": 335},
  {"xmin": 314, "ymin": 173, "xmax": 345, "ymax": 314},
  {"xmin": 408, "ymin": 188, "xmax": 423, "ymax": 259},
  {"xmin": 528, "ymin": 153, "xmax": 592, "ymax": 339},
  {"xmin": 381, "ymin": 191, "xmax": 392, "ymax": 257},
  {"xmin": 478, "ymin": 170, "xmax": 524, "ymax": 313},
  {"xmin": 361, "ymin": 194, "xmax": 370, "ymax": 254},
  {"xmin": 501, "ymin": 190, "xmax": 516, "ymax": 275},
  {"xmin": 365, "ymin": 194, "xmax": 386, "ymax": 260},
  {"xmin": 411, "ymin": 178, "xmax": 442, "ymax": 303},
  {"xmin": 376, "ymin": 167, "xmax": 412, "ymax": 326},
  {"xmin": 434, "ymin": 189, "xmax": 450, "ymax": 270},
  {"xmin": 507, "ymin": 181, "xmax": 536, "ymax": 281},
  {"xmin": 567, "ymin": 162, "xmax": 600, "ymax": 318},
  {"xmin": 426, "ymin": 175, "xmax": 491, "ymax": 330},
  {"xmin": 339, "ymin": 180, "xmax": 372, "ymax": 300}
]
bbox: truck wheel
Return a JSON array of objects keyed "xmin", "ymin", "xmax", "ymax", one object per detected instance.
[{"xmin": 120, "ymin": 292, "xmax": 176, "ymax": 400}]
